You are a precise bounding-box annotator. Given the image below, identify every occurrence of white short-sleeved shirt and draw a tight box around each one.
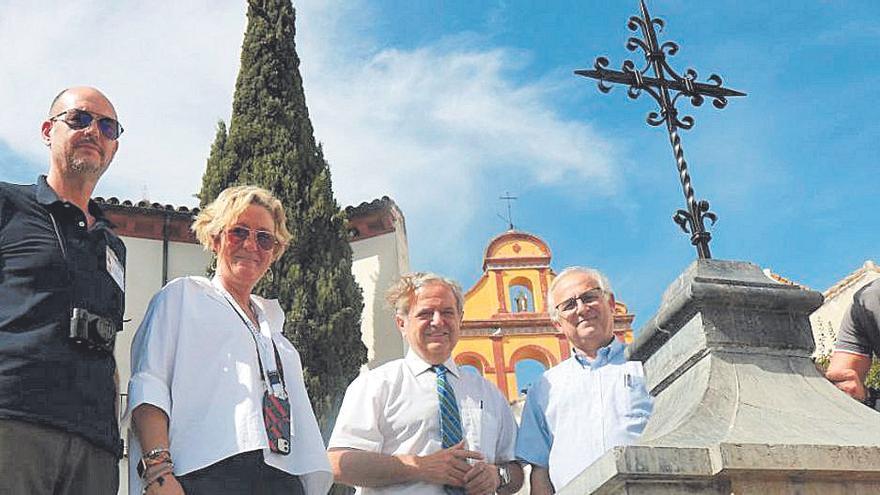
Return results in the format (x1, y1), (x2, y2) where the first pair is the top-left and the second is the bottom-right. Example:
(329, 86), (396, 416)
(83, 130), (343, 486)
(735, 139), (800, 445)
(126, 276), (332, 495)
(515, 340), (653, 490)
(328, 350), (517, 495)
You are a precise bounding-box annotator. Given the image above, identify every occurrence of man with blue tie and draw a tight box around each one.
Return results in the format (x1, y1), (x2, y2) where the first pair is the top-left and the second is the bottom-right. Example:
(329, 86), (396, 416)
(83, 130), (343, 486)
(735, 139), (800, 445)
(516, 267), (654, 494)
(328, 272), (523, 495)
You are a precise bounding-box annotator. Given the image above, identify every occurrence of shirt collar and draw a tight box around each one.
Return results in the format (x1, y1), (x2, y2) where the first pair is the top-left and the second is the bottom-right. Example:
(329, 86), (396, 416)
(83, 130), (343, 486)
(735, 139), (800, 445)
(35, 175), (61, 205)
(572, 338), (625, 369)
(404, 349), (460, 378)
(35, 175), (108, 223)
(210, 274), (264, 311)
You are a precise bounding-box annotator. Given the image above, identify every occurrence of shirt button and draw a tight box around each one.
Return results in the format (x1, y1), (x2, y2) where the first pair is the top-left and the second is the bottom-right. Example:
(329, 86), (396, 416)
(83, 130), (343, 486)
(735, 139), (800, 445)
(64, 204), (70, 208)
(78, 221), (85, 227)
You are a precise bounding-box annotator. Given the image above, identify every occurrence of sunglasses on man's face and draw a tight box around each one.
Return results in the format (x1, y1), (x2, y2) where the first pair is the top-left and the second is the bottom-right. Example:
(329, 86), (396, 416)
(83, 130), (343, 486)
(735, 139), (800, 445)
(555, 288), (606, 314)
(50, 109), (124, 141)
(225, 226), (279, 252)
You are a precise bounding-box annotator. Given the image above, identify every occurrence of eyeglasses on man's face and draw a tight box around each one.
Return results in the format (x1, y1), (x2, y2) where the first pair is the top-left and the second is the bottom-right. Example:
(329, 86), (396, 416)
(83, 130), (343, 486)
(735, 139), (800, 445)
(224, 226), (279, 252)
(50, 109), (124, 141)
(555, 288), (606, 314)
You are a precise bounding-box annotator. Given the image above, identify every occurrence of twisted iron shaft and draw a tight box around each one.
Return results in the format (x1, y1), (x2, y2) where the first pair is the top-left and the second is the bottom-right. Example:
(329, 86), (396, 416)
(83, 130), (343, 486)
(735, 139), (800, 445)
(667, 126), (711, 258)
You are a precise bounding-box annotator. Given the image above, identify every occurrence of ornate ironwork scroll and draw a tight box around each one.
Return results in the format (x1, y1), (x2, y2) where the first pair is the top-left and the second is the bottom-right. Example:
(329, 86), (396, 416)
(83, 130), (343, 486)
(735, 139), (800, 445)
(575, 0), (745, 259)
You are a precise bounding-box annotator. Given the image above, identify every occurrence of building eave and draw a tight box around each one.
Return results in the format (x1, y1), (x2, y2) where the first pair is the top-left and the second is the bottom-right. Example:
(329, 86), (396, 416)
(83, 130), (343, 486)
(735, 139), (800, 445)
(823, 260), (879, 301)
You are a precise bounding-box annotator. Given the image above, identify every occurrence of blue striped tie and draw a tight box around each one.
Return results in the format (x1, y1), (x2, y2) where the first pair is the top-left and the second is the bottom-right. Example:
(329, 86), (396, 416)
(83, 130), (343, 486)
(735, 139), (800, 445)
(434, 365), (465, 495)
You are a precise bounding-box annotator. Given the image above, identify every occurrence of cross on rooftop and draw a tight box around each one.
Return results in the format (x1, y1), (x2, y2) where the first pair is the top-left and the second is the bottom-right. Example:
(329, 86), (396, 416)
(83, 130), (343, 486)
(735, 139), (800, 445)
(500, 192), (518, 230)
(575, 0), (745, 259)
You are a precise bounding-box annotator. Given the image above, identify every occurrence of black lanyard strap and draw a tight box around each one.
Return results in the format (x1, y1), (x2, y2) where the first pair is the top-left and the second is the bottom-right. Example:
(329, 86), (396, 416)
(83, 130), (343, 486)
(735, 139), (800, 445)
(218, 288), (288, 397)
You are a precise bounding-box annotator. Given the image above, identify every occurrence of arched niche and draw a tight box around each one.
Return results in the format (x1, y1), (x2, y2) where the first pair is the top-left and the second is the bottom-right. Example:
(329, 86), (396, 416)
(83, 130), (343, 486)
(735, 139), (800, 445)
(508, 276), (535, 313)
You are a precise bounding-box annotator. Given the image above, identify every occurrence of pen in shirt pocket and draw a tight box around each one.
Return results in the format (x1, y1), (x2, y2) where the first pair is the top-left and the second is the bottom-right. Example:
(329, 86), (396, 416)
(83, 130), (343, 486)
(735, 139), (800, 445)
(624, 373), (633, 388)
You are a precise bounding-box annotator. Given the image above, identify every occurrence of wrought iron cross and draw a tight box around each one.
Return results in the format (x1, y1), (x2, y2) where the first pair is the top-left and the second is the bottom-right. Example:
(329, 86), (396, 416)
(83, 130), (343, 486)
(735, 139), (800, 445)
(575, 0), (745, 259)
(500, 192), (518, 230)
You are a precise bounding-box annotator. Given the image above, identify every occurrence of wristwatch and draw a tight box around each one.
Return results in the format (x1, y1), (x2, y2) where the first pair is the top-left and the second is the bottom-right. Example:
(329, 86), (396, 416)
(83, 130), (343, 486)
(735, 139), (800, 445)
(137, 447), (171, 479)
(497, 464), (511, 490)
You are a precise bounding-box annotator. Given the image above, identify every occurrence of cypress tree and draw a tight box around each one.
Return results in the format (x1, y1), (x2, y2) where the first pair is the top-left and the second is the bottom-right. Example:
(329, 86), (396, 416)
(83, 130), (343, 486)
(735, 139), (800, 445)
(201, 120), (231, 203)
(199, 0), (367, 438)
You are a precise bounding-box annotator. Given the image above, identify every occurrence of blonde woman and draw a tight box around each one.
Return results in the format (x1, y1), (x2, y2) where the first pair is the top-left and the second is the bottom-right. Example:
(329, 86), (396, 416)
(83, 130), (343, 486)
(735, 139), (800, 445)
(127, 186), (330, 495)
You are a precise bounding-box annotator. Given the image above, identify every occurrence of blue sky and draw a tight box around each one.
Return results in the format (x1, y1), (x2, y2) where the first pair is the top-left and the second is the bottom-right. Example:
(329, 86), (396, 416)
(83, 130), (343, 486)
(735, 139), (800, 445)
(0, 1), (876, 330)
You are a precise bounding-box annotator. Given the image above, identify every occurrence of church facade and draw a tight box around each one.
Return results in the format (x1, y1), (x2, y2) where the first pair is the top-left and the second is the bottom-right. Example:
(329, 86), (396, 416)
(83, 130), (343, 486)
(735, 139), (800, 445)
(452, 230), (635, 402)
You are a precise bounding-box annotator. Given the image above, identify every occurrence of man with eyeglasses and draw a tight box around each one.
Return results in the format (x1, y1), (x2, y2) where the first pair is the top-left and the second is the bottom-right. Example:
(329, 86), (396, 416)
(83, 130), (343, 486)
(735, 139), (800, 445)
(515, 266), (653, 494)
(0, 87), (126, 494)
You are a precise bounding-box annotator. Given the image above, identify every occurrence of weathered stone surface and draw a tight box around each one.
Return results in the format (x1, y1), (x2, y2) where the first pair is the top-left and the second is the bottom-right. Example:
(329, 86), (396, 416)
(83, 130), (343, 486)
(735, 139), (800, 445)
(560, 260), (880, 494)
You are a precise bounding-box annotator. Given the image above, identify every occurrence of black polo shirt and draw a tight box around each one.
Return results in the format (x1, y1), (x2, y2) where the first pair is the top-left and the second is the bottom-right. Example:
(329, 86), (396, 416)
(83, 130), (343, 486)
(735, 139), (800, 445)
(0, 175), (125, 457)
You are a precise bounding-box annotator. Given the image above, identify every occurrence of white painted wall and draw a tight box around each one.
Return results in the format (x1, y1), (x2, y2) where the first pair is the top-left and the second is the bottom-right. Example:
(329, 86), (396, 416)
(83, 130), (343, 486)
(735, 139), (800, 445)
(350, 229), (409, 370)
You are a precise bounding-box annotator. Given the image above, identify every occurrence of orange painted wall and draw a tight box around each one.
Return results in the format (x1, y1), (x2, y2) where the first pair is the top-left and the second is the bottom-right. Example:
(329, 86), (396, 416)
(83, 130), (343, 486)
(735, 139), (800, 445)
(453, 230), (634, 401)
(455, 332), (566, 400)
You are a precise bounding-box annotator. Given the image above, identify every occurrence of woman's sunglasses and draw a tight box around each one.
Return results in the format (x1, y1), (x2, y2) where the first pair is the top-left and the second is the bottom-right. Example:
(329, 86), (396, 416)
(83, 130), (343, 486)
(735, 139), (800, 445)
(224, 226), (279, 252)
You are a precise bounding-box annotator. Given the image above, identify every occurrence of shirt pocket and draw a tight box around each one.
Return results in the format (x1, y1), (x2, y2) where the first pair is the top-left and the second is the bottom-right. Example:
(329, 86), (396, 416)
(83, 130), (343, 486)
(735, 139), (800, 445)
(459, 401), (500, 463)
(622, 361), (653, 420)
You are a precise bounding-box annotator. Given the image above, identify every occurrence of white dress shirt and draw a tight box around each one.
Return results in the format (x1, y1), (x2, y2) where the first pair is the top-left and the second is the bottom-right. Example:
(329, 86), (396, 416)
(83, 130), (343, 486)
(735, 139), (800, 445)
(516, 340), (653, 490)
(126, 276), (332, 494)
(328, 350), (517, 495)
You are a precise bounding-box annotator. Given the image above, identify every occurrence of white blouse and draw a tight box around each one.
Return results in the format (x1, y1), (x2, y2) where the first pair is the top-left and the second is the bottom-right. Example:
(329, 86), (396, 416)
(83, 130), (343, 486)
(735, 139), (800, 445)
(126, 276), (331, 494)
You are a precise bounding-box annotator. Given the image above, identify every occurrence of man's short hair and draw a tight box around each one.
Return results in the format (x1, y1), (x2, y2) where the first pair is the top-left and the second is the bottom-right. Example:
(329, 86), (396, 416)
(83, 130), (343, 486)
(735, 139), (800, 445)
(547, 266), (613, 321)
(385, 272), (464, 317)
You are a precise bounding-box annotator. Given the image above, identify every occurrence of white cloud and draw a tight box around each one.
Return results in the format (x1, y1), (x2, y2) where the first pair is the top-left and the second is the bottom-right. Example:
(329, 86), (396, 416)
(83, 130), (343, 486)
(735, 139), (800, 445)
(0, 0), (622, 263)
(297, 4), (621, 258)
(0, 1), (246, 201)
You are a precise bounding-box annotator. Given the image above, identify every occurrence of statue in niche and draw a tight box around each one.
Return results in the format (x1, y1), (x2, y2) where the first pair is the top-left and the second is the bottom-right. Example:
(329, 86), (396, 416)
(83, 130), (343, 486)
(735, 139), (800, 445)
(515, 290), (529, 312)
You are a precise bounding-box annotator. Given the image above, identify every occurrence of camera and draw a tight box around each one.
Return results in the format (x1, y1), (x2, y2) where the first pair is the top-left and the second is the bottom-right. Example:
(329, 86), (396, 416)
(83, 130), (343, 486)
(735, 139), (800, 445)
(69, 308), (117, 353)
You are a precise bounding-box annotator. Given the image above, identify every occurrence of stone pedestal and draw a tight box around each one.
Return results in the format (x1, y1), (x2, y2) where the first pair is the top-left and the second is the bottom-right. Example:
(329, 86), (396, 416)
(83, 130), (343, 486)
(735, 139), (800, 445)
(561, 260), (880, 494)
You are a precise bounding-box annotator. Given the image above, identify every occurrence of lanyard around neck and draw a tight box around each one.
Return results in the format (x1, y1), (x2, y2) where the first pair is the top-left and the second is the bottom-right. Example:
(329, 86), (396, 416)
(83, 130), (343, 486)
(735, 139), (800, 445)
(211, 277), (287, 398)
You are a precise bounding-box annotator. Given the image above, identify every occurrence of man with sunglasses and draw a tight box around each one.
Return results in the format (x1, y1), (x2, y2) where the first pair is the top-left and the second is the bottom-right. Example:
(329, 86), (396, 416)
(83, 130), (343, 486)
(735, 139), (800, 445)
(0, 87), (126, 494)
(515, 267), (653, 494)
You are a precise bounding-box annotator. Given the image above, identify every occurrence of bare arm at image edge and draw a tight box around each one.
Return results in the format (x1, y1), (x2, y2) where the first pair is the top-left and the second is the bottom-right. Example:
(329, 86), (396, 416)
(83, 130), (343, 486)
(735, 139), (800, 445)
(828, 281), (880, 401)
(827, 351), (872, 401)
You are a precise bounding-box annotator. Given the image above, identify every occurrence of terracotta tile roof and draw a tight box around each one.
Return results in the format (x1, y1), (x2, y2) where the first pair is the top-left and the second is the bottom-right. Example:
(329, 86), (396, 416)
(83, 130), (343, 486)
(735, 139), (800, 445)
(93, 196), (199, 216)
(823, 260), (879, 300)
(343, 196), (400, 217)
(761, 268), (811, 290)
(94, 195), (401, 220)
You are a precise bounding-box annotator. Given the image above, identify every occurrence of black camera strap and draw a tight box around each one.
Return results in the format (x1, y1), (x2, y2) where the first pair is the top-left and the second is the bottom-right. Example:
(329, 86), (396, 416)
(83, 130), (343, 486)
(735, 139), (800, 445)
(211, 278), (293, 454)
(212, 278), (287, 398)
